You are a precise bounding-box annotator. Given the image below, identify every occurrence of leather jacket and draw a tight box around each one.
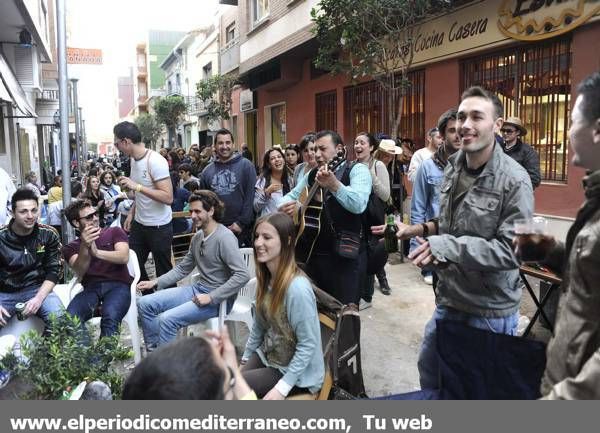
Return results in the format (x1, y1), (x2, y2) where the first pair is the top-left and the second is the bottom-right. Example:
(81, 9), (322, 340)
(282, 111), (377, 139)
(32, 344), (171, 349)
(541, 170), (600, 399)
(0, 221), (62, 293)
(501, 139), (541, 188)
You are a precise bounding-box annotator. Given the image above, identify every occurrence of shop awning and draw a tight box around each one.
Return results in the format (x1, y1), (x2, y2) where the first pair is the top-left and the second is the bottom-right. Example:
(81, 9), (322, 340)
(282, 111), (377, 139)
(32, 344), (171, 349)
(0, 54), (36, 117)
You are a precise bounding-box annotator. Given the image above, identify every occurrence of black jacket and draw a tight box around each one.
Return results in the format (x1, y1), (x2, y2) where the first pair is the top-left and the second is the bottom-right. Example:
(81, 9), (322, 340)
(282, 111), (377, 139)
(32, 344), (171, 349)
(0, 221), (62, 293)
(501, 139), (541, 188)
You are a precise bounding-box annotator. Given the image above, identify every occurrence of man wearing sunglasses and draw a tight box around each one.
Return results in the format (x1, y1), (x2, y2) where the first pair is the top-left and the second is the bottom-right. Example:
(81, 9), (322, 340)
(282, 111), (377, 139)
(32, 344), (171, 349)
(500, 116), (541, 189)
(62, 200), (132, 338)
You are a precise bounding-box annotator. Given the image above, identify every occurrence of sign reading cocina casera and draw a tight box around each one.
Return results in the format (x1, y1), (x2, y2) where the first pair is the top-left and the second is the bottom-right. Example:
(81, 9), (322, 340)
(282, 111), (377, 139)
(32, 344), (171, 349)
(498, 0), (600, 41)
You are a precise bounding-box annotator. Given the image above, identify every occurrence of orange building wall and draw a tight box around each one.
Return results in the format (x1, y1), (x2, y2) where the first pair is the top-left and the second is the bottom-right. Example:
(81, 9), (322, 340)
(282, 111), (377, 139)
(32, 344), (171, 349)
(424, 59), (461, 130)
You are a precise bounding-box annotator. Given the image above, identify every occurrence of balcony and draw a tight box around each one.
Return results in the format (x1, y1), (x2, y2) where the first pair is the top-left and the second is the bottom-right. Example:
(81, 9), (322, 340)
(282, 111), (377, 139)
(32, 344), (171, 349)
(185, 96), (206, 116)
(220, 38), (240, 75)
(39, 89), (59, 101)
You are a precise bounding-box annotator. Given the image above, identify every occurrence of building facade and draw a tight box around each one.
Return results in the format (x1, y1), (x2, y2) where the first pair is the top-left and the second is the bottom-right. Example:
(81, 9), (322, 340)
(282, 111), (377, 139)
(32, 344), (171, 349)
(0, 0), (59, 186)
(160, 26), (220, 149)
(222, 0), (600, 219)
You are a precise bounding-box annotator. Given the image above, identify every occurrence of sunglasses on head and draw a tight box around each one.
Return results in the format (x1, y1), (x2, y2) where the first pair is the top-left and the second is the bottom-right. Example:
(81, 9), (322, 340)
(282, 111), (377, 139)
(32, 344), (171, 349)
(79, 210), (98, 221)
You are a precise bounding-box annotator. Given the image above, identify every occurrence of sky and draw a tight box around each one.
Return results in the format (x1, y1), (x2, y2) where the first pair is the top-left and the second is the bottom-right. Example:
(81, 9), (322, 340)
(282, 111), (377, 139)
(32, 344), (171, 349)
(65, 0), (220, 144)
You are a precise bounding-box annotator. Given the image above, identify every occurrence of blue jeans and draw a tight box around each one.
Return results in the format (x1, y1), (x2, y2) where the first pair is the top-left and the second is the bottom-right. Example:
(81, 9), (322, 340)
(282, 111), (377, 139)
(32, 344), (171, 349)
(66, 281), (131, 337)
(417, 305), (518, 390)
(137, 283), (232, 349)
(0, 286), (64, 326)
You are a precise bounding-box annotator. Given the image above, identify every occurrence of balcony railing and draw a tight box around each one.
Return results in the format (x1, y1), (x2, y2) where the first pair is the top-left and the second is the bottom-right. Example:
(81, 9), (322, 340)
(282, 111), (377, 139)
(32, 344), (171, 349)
(185, 96), (206, 115)
(220, 38), (240, 74)
(39, 89), (59, 100)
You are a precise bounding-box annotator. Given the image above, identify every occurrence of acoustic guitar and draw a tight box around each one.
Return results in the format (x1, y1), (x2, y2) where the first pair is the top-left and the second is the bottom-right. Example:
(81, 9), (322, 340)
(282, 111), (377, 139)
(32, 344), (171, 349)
(295, 151), (346, 264)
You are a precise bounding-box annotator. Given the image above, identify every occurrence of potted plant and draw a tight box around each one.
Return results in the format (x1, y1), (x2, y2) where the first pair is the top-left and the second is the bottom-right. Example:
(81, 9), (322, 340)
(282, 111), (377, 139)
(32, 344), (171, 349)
(0, 313), (131, 399)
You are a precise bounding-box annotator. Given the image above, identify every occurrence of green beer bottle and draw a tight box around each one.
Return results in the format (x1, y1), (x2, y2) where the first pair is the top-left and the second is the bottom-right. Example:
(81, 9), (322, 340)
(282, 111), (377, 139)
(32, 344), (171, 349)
(384, 214), (398, 253)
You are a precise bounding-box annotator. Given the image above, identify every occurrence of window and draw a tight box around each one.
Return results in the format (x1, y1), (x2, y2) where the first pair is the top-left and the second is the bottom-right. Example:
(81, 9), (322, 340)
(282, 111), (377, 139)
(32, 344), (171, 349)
(138, 81), (147, 97)
(245, 111), (257, 161)
(231, 115), (238, 144)
(226, 22), (236, 44)
(343, 70), (425, 147)
(271, 104), (286, 147)
(203, 62), (213, 79)
(316, 90), (337, 132)
(461, 37), (572, 182)
(252, 0), (269, 24)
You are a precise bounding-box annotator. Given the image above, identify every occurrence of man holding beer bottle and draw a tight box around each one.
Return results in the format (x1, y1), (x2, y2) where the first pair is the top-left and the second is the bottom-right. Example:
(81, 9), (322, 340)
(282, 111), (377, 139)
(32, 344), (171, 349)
(374, 87), (534, 390)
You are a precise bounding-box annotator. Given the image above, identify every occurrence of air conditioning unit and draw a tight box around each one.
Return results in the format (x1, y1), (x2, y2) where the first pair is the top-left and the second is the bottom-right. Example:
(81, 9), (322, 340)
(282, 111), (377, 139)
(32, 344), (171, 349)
(13, 45), (42, 91)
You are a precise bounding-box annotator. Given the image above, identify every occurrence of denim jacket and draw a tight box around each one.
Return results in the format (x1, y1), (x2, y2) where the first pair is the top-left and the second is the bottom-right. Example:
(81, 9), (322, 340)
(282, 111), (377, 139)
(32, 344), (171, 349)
(427, 143), (534, 317)
(410, 158), (444, 251)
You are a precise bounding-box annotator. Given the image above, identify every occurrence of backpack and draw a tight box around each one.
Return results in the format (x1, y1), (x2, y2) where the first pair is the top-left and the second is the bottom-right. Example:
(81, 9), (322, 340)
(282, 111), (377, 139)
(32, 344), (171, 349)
(314, 284), (368, 399)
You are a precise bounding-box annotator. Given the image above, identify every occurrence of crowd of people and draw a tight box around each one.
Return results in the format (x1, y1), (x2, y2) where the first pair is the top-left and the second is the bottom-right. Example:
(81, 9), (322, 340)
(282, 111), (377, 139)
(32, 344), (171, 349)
(0, 71), (599, 400)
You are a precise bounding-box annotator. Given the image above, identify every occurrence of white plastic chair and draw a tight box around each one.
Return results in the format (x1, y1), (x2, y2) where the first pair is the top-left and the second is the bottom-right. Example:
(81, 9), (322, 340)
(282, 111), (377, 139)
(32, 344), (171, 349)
(224, 277), (257, 332)
(0, 315), (45, 360)
(53, 250), (143, 365)
(190, 249), (256, 335)
(240, 247), (255, 278)
(207, 300), (228, 332)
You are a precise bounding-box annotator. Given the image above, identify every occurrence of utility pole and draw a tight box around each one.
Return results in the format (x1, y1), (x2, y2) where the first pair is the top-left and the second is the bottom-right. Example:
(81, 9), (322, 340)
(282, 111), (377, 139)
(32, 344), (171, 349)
(71, 78), (81, 173)
(57, 0), (73, 244)
(78, 106), (86, 162)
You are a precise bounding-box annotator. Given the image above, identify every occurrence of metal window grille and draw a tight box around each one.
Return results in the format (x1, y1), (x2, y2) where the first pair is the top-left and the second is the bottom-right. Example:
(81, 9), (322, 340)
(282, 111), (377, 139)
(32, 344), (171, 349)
(343, 70), (425, 147)
(461, 37), (572, 182)
(315, 90), (337, 132)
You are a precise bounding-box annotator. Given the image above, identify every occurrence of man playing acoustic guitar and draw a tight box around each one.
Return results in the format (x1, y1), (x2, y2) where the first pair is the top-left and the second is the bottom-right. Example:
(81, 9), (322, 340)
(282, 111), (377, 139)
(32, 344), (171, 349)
(278, 130), (372, 305)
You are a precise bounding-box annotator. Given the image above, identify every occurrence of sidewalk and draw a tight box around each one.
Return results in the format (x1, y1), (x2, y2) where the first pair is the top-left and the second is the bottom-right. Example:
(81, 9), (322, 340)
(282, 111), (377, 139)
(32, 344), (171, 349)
(360, 259), (435, 397)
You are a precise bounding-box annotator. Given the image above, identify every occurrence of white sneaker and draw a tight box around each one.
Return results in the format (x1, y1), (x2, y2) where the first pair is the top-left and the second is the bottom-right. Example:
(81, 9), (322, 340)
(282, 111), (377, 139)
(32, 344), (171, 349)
(423, 275), (433, 285)
(359, 299), (372, 311)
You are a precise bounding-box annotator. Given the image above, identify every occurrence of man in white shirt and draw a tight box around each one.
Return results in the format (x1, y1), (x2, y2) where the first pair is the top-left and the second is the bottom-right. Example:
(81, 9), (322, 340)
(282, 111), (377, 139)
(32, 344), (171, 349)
(113, 121), (174, 285)
(407, 128), (443, 183)
(0, 167), (16, 226)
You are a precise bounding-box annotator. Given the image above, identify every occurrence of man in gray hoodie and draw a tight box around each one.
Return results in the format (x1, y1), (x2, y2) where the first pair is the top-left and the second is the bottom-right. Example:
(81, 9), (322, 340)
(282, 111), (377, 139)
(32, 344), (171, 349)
(136, 190), (250, 349)
(200, 128), (257, 246)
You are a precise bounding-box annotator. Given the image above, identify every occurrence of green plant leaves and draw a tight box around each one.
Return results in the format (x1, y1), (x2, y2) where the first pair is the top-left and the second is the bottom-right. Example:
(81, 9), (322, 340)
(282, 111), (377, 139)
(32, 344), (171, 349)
(4, 313), (130, 400)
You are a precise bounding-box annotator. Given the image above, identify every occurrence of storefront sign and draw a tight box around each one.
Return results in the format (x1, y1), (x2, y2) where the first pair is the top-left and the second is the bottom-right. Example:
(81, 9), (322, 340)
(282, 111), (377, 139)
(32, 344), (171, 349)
(240, 89), (255, 112)
(398, 0), (599, 67)
(67, 48), (103, 65)
(498, 0), (600, 41)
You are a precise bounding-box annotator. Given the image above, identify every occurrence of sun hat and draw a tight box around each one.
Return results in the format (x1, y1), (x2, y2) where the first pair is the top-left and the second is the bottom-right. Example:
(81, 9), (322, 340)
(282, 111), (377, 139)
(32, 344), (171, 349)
(503, 117), (528, 136)
(378, 139), (403, 155)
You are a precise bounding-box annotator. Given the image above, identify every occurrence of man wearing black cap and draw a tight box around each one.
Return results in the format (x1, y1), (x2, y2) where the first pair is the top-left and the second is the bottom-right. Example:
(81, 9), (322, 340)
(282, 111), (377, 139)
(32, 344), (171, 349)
(500, 116), (541, 188)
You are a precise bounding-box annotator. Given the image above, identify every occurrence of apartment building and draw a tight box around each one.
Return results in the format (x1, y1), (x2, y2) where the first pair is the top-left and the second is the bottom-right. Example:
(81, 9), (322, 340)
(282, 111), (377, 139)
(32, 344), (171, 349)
(221, 0), (600, 219)
(161, 26), (220, 149)
(0, 0), (61, 185)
